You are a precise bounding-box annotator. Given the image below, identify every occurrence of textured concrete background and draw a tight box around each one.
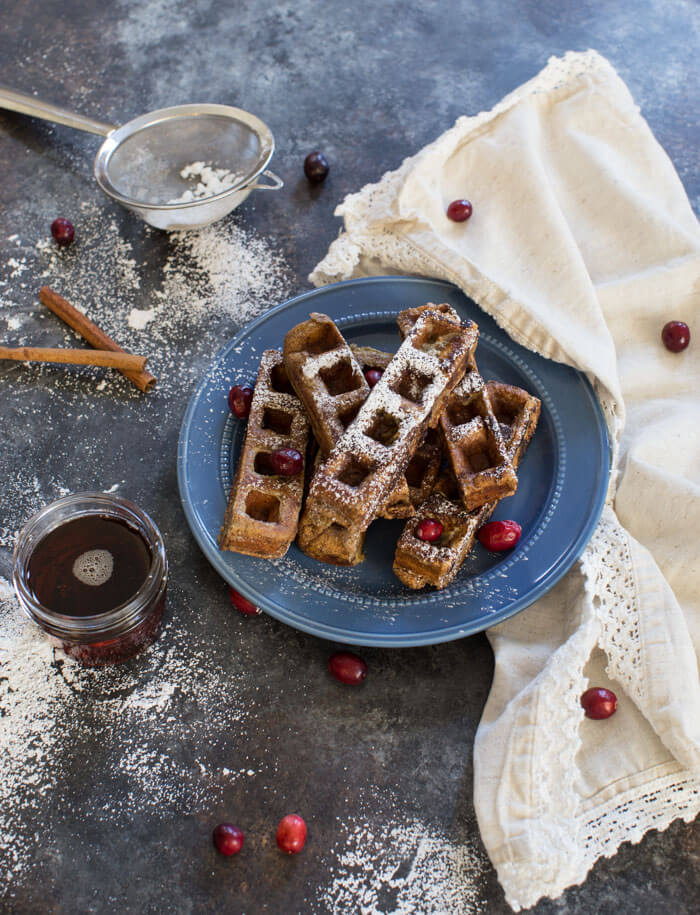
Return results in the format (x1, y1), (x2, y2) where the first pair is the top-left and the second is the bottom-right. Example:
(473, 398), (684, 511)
(0, 1), (698, 912)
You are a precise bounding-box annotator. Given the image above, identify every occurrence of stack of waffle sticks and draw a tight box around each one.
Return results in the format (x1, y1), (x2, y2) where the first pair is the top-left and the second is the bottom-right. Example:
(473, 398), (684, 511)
(219, 304), (540, 590)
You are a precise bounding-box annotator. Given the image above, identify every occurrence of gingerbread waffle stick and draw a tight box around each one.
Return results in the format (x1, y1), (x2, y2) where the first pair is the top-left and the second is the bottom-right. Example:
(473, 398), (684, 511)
(398, 303), (516, 510)
(393, 381), (541, 589)
(38, 286), (157, 392)
(297, 343), (425, 567)
(283, 314), (413, 521)
(304, 309), (478, 537)
(219, 350), (310, 559)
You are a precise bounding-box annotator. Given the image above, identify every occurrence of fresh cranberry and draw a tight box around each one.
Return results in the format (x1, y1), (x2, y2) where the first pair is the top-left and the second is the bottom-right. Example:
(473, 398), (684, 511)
(363, 368), (383, 388)
(478, 520), (521, 551)
(416, 518), (443, 542)
(661, 321), (690, 353)
(581, 687), (618, 720)
(229, 587), (261, 616)
(328, 651), (367, 685)
(51, 218), (75, 246)
(276, 814), (307, 854)
(446, 199), (472, 223)
(213, 823), (244, 856)
(228, 384), (253, 418)
(304, 151), (329, 184)
(269, 448), (304, 476)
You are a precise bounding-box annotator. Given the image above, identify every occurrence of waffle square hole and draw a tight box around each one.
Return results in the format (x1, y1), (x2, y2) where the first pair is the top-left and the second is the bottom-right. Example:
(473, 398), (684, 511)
(461, 431), (502, 474)
(390, 368), (434, 405)
(414, 328), (461, 360)
(262, 407), (293, 435)
(304, 321), (342, 356)
(447, 394), (484, 427)
(270, 363), (296, 395)
(492, 399), (520, 428)
(438, 518), (466, 548)
(254, 452), (275, 475)
(405, 452), (431, 487)
(245, 491), (280, 524)
(365, 410), (401, 447)
(338, 403), (361, 429)
(336, 456), (374, 488)
(319, 359), (363, 397)
(437, 472), (460, 503)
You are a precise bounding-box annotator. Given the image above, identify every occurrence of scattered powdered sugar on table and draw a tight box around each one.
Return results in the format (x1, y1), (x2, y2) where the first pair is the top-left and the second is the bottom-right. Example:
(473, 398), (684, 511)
(1, 199), (293, 401)
(0, 472), (70, 549)
(154, 220), (291, 327)
(0, 577), (255, 897)
(127, 306), (156, 330)
(315, 792), (486, 914)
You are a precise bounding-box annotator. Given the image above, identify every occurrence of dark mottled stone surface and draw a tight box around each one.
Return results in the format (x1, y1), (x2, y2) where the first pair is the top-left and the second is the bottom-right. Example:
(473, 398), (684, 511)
(0, 1), (698, 912)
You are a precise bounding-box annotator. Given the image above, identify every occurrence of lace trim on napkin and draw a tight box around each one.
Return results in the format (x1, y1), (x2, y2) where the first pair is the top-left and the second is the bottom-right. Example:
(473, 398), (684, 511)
(580, 507), (645, 703)
(500, 766), (700, 911)
(494, 506), (700, 910)
(495, 507), (700, 910)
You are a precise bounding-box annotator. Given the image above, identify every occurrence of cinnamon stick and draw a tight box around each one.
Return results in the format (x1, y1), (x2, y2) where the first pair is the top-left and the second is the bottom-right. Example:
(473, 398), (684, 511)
(38, 286), (157, 393)
(0, 346), (147, 371)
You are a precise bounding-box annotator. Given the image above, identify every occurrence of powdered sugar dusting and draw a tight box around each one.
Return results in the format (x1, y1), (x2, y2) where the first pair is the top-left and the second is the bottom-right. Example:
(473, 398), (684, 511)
(0, 473), (70, 549)
(0, 576), (255, 894)
(155, 222), (291, 327)
(127, 306), (156, 329)
(315, 794), (486, 913)
(168, 161), (246, 203)
(1, 200), (292, 402)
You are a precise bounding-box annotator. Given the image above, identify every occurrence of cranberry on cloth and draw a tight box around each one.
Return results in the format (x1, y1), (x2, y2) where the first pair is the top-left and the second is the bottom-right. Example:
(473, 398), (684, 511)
(311, 50), (700, 911)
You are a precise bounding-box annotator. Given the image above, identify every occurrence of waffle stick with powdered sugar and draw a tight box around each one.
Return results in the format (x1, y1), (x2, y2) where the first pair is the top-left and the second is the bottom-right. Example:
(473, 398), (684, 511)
(301, 309), (478, 545)
(218, 350), (310, 559)
(283, 313), (413, 520)
(350, 345), (443, 513)
(296, 345), (446, 566)
(296, 454), (367, 565)
(398, 304), (518, 511)
(393, 380), (541, 589)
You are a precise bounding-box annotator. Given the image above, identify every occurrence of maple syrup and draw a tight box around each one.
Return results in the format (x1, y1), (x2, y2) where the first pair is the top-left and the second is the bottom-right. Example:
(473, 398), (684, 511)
(13, 493), (167, 665)
(28, 515), (152, 617)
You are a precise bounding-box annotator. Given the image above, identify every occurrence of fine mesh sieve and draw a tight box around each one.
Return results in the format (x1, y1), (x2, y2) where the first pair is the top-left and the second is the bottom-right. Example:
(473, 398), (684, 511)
(0, 88), (284, 231)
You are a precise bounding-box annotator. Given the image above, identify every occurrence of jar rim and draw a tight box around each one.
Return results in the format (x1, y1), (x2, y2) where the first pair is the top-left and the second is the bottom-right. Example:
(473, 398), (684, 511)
(12, 492), (168, 641)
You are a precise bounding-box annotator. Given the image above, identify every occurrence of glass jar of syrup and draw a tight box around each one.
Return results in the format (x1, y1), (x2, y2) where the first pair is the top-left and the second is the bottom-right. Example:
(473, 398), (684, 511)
(12, 492), (167, 666)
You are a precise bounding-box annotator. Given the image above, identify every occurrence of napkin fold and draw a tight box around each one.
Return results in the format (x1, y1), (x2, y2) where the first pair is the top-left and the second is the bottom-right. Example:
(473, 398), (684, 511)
(311, 50), (700, 909)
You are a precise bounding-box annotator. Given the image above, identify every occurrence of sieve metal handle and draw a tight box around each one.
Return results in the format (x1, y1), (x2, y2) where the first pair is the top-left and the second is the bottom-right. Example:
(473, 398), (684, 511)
(251, 169), (284, 191)
(0, 85), (116, 137)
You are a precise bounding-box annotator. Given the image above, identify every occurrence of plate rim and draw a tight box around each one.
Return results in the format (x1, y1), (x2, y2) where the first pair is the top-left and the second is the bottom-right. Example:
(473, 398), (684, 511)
(177, 275), (610, 646)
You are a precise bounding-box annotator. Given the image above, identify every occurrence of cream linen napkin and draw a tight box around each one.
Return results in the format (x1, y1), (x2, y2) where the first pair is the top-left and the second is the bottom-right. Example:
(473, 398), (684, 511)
(310, 50), (700, 909)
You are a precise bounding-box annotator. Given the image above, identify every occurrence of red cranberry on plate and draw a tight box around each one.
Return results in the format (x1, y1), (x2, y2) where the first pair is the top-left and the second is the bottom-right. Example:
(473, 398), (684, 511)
(363, 368), (383, 388)
(304, 151), (329, 184)
(269, 448), (304, 476)
(229, 587), (261, 616)
(477, 520), (521, 551)
(276, 814), (307, 854)
(328, 651), (368, 685)
(51, 217), (75, 246)
(213, 822), (244, 856)
(581, 687), (618, 719)
(228, 384), (253, 418)
(661, 321), (690, 353)
(446, 199), (472, 223)
(416, 518), (443, 542)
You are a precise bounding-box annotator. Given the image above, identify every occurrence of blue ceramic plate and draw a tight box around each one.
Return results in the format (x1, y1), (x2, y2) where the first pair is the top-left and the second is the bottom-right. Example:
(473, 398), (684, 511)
(178, 277), (609, 646)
